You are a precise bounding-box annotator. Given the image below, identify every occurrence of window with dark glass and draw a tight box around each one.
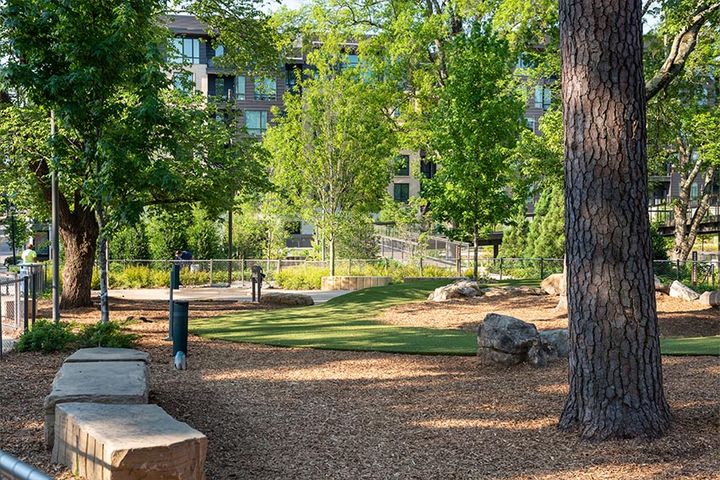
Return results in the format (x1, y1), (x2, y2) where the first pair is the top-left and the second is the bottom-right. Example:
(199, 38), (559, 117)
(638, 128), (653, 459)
(395, 155), (410, 176)
(245, 110), (268, 135)
(393, 183), (410, 203)
(172, 37), (200, 64)
(286, 68), (299, 91)
(420, 160), (436, 179)
(254, 77), (277, 100)
(214, 76), (230, 98)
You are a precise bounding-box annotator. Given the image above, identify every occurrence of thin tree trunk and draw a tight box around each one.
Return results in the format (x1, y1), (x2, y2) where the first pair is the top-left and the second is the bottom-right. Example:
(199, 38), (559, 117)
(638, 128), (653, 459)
(473, 225), (479, 280)
(559, 0), (671, 440)
(96, 205), (109, 323)
(329, 235), (336, 277)
(674, 166), (716, 261)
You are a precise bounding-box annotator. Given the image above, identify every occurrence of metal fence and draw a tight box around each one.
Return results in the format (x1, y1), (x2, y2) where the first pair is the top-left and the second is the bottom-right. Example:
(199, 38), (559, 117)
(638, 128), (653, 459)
(0, 264), (47, 358)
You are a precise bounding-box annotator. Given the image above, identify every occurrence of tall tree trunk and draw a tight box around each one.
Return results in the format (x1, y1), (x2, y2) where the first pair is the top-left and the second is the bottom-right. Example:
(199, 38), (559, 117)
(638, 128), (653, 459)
(674, 166), (717, 261)
(59, 212), (99, 308)
(558, 0), (671, 440)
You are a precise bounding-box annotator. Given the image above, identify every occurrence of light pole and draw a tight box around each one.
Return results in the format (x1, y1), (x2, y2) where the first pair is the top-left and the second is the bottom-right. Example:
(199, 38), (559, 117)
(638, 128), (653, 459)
(50, 111), (60, 323)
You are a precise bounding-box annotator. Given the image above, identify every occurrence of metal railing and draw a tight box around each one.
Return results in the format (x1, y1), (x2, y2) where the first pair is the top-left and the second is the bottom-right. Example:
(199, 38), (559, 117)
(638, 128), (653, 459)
(0, 450), (52, 480)
(1, 264), (47, 358)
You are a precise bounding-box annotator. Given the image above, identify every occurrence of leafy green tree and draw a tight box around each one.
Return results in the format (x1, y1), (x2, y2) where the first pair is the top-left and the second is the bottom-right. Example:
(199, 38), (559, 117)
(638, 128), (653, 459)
(263, 38), (397, 275)
(231, 201), (268, 259)
(498, 213), (529, 258)
(422, 24), (523, 279)
(0, 0), (266, 313)
(524, 184), (565, 259)
(145, 209), (191, 261)
(110, 225), (150, 260)
(187, 206), (223, 260)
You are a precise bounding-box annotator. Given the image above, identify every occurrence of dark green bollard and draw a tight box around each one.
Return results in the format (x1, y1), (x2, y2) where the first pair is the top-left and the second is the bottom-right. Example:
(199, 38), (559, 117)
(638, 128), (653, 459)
(172, 301), (189, 356)
(171, 264), (181, 290)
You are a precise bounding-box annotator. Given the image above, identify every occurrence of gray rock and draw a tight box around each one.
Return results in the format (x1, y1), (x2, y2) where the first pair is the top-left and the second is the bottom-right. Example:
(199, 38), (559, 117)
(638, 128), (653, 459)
(539, 329), (570, 358)
(669, 280), (700, 301)
(428, 280), (480, 302)
(654, 275), (667, 292)
(477, 313), (539, 355)
(527, 341), (552, 368)
(44, 361), (149, 448)
(260, 292), (314, 306)
(64, 347), (150, 364)
(52, 403), (207, 480)
(699, 290), (720, 307)
(540, 273), (565, 296)
(477, 347), (524, 366)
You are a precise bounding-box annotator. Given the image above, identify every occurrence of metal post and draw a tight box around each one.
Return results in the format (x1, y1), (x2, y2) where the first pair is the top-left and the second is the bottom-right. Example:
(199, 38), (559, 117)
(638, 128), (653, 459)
(241, 257), (245, 286)
(50, 111), (60, 323)
(540, 258), (545, 280)
(691, 251), (698, 286)
(209, 259), (213, 287)
(500, 257), (504, 281)
(31, 270), (37, 326)
(22, 276), (29, 332)
(676, 259), (680, 281)
(227, 209), (233, 287)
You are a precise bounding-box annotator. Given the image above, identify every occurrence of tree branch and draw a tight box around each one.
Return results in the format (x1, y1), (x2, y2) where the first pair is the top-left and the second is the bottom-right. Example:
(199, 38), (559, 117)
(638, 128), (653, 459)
(645, 2), (720, 101)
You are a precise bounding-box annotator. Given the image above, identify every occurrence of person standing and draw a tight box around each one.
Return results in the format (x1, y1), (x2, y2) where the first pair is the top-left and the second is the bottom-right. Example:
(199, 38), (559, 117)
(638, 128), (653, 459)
(21, 243), (37, 264)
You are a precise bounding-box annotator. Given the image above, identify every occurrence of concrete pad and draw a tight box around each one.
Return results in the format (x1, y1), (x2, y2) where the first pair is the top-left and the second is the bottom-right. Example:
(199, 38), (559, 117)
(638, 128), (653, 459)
(64, 347), (150, 364)
(52, 403), (207, 480)
(44, 361), (149, 448)
(105, 287), (348, 304)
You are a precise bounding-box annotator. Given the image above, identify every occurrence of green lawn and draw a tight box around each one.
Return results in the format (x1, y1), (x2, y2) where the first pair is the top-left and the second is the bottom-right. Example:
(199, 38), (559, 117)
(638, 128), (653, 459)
(191, 280), (719, 356)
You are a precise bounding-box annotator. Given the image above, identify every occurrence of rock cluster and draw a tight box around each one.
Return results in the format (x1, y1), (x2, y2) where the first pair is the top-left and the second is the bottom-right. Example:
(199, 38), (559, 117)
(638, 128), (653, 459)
(427, 281), (544, 302)
(477, 313), (568, 368)
(669, 280), (701, 301)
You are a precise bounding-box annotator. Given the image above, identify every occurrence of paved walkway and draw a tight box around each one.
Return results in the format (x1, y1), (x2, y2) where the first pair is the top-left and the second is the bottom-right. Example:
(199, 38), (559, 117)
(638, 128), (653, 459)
(105, 287), (349, 304)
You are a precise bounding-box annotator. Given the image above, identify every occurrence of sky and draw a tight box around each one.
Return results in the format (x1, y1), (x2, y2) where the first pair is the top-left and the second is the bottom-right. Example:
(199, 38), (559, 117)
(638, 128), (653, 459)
(264, 0), (307, 12)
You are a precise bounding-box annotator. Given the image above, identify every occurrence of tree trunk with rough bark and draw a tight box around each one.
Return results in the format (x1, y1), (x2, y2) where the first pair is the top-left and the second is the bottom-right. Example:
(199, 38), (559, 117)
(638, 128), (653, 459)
(558, 0), (671, 439)
(673, 165), (717, 261)
(59, 210), (98, 308)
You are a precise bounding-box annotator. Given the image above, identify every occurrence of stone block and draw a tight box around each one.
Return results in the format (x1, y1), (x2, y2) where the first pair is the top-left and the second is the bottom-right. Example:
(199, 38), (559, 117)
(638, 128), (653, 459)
(52, 403), (207, 480)
(260, 292), (314, 306)
(699, 290), (720, 307)
(321, 276), (391, 291)
(64, 347), (150, 364)
(669, 280), (700, 301)
(44, 361), (149, 448)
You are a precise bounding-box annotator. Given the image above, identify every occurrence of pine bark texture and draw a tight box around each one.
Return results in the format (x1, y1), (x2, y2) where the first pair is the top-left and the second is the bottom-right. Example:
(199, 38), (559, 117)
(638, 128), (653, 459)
(558, 0), (671, 439)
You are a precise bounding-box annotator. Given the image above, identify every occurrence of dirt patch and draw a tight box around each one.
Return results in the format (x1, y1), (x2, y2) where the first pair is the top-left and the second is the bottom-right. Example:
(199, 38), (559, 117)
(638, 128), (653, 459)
(379, 292), (720, 338)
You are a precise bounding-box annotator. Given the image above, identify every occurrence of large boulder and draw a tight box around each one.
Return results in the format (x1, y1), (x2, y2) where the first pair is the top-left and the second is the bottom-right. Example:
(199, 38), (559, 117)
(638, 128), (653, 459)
(540, 273), (565, 296)
(654, 276), (668, 293)
(428, 280), (480, 302)
(699, 290), (720, 307)
(477, 313), (539, 365)
(669, 280), (700, 301)
(539, 329), (570, 358)
(259, 292), (314, 306)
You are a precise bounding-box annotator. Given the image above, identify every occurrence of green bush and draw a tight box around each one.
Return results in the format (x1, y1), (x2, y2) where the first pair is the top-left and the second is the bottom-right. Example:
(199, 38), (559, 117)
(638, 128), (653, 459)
(276, 265), (329, 289)
(15, 321), (75, 353)
(77, 321), (138, 349)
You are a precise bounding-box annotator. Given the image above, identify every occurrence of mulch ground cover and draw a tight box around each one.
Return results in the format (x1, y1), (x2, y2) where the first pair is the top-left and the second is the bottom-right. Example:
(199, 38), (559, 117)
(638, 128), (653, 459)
(1, 296), (718, 479)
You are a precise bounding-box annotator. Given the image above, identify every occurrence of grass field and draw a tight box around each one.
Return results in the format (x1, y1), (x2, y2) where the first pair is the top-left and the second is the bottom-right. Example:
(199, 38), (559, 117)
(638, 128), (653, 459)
(191, 280), (719, 356)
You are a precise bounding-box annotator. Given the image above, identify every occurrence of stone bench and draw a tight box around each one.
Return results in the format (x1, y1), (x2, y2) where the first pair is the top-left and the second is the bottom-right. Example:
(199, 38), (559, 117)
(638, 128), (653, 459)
(52, 403), (207, 480)
(321, 276), (391, 291)
(44, 361), (149, 448)
(64, 347), (150, 364)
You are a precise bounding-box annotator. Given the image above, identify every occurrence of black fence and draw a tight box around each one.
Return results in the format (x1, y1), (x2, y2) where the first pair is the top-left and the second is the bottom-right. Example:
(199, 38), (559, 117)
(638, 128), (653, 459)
(0, 264), (47, 358)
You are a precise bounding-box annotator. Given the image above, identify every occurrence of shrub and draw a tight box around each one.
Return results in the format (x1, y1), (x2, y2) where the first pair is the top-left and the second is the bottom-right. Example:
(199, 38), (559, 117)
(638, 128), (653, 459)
(275, 265), (329, 289)
(77, 321), (138, 349)
(15, 321), (75, 353)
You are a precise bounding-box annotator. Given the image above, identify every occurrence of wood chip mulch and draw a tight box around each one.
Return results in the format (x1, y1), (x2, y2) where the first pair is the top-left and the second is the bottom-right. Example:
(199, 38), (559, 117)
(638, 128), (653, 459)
(379, 292), (720, 338)
(1, 297), (719, 479)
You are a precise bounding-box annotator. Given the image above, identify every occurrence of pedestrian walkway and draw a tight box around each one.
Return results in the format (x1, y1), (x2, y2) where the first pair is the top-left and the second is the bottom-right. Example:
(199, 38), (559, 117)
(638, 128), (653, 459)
(105, 287), (349, 304)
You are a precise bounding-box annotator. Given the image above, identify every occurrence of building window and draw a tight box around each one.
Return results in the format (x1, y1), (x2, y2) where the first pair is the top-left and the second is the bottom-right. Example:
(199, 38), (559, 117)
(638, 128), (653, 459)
(342, 53), (359, 70)
(214, 45), (224, 57)
(254, 77), (277, 100)
(525, 117), (537, 133)
(245, 110), (268, 136)
(420, 160), (436, 179)
(172, 37), (200, 64)
(691, 183), (699, 200)
(286, 68), (299, 91)
(173, 72), (193, 92)
(534, 85), (551, 110)
(235, 76), (246, 100)
(214, 76), (229, 98)
(393, 183), (410, 203)
(395, 155), (410, 176)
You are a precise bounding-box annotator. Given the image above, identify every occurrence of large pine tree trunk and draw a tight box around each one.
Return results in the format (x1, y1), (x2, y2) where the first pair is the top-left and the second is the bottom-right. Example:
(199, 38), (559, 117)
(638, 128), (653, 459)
(558, 0), (671, 439)
(59, 210), (99, 308)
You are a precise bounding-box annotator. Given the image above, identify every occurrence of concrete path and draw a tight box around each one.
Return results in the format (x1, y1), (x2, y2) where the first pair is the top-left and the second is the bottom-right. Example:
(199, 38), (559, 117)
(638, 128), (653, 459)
(105, 287), (349, 304)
